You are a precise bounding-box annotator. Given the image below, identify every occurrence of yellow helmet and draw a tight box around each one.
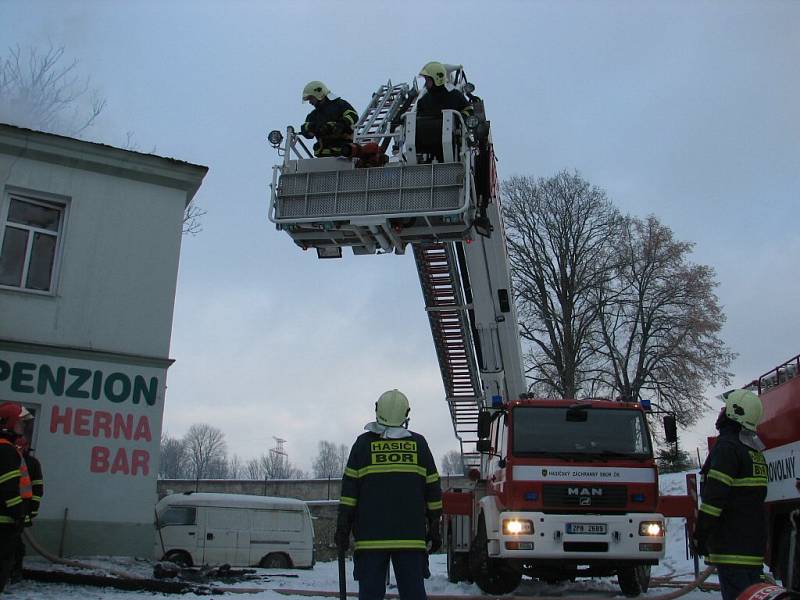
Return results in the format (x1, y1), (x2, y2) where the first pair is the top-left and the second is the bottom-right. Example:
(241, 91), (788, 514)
(419, 61), (447, 87)
(376, 389), (410, 427)
(723, 389), (763, 431)
(302, 81), (330, 102)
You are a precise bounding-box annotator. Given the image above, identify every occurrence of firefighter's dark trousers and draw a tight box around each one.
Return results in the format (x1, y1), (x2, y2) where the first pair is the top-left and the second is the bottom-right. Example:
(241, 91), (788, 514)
(354, 550), (428, 600)
(717, 565), (763, 600)
(0, 525), (22, 592)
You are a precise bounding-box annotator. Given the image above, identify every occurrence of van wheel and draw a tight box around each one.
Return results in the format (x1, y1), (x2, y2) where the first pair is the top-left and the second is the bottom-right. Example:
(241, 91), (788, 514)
(162, 550), (192, 568)
(260, 553), (291, 569)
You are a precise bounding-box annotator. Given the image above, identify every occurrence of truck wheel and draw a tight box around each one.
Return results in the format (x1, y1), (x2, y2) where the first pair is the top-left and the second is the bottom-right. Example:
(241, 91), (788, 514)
(617, 565), (651, 597)
(162, 550), (192, 568)
(260, 553), (291, 568)
(447, 529), (471, 583)
(470, 515), (522, 594)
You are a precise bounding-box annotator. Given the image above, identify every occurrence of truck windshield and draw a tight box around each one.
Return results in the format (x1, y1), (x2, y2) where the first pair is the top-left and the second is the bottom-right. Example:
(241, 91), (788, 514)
(512, 406), (652, 458)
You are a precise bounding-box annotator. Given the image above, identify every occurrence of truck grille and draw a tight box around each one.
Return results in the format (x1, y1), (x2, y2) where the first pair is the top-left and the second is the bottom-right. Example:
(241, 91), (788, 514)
(542, 484), (628, 509)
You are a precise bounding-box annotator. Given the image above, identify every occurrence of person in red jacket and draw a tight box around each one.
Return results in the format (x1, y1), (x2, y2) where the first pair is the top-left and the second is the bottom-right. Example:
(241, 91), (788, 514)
(0, 403), (32, 593)
(10, 435), (43, 583)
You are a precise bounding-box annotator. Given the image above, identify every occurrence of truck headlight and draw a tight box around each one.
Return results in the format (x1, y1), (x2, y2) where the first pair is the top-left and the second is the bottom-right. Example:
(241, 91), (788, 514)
(502, 519), (533, 535)
(639, 521), (664, 536)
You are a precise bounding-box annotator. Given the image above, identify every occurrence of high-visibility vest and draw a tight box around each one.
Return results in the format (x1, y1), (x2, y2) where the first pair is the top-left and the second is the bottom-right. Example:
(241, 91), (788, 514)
(0, 438), (32, 505)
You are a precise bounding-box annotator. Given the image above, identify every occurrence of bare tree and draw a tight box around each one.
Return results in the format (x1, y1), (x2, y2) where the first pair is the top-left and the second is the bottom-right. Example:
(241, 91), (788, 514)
(0, 44), (104, 137)
(594, 215), (734, 428)
(312, 441), (349, 479)
(503, 172), (621, 399)
(158, 433), (188, 479)
(182, 203), (207, 236)
(243, 451), (306, 480)
(441, 450), (465, 476)
(184, 423), (227, 481)
(2, 44), (204, 235)
(226, 454), (243, 479)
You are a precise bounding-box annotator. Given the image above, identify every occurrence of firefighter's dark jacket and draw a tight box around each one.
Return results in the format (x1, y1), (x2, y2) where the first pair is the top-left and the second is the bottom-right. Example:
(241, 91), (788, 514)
(698, 420), (768, 566)
(0, 437), (24, 526)
(339, 430), (442, 551)
(416, 85), (473, 119)
(300, 97), (358, 156)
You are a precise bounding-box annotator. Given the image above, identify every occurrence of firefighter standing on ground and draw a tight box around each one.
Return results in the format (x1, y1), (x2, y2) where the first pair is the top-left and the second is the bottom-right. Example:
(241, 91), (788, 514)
(0, 402), (32, 593)
(335, 390), (442, 600)
(10, 435), (43, 584)
(300, 81), (359, 158)
(692, 389), (768, 600)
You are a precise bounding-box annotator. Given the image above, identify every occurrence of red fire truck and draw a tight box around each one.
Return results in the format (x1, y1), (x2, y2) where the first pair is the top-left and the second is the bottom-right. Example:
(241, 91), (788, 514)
(444, 398), (668, 595)
(750, 353), (800, 588)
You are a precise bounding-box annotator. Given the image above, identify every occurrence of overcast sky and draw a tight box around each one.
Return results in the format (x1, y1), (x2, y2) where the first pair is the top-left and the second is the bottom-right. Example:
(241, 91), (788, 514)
(2, 0), (798, 474)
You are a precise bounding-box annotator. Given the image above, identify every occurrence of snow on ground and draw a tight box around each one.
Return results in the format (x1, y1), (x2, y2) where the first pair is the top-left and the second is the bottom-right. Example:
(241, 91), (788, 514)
(4, 471), (726, 599)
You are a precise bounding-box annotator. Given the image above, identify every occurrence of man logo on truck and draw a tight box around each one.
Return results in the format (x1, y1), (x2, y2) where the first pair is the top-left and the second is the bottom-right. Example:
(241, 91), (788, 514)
(568, 487), (603, 496)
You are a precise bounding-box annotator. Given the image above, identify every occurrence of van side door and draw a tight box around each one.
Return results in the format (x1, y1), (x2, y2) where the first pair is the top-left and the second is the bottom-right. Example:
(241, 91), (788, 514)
(203, 507), (248, 565)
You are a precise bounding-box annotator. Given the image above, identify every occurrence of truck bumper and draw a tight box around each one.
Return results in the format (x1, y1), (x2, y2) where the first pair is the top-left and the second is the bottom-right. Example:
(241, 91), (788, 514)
(489, 511), (666, 562)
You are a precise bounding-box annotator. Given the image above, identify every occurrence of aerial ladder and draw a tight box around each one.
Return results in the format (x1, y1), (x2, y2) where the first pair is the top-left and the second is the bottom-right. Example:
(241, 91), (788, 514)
(267, 66), (527, 469)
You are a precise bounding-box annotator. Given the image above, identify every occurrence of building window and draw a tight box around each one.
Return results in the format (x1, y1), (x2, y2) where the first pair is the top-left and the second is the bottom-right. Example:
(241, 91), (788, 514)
(0, 194), (65, 293)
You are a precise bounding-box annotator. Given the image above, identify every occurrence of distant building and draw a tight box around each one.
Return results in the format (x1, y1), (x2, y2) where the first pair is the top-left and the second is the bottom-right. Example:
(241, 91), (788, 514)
(0, 123), (207, 556)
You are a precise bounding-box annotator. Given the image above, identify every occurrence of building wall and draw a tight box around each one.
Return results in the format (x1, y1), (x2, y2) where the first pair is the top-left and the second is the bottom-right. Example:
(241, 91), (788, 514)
(0, 125), (206, 557)
(0, 156), (186, 358)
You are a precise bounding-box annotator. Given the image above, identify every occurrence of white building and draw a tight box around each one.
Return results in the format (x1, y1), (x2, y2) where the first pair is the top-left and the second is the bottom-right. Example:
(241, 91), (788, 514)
(0, 123), (207, 556)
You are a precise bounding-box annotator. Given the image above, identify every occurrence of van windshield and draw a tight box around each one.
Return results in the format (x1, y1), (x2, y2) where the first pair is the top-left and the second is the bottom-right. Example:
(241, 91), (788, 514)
(512, 406), (652, 458)
(157, 505), (196, 527)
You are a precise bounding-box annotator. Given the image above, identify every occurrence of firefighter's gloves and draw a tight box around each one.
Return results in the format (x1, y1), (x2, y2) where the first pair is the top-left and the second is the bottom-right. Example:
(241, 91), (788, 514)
(334, 527), (350, 552)
(335, 511), (353, 552)
(300, 125), (315, 139)
(691, 516), (711, 557)
(427, 517), (442, 555)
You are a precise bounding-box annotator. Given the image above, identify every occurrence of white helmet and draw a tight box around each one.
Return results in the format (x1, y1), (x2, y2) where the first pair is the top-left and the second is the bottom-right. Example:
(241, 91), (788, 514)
(722, 389), (763, 431)
(376, 389), (410, 427)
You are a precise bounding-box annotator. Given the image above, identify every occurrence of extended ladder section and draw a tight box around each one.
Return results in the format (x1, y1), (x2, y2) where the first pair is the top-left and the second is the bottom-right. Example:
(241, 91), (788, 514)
(269, 71), (527, 472)
(414, 243), (483, 470)
(353, 81), (412, 148)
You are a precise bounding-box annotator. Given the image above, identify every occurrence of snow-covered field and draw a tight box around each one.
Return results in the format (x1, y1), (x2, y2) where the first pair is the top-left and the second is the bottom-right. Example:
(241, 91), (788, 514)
(4, 472), (725, 599)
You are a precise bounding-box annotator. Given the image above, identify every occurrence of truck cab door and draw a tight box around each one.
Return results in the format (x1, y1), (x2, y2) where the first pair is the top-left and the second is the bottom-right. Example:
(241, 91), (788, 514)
(156, 505), (199, 562)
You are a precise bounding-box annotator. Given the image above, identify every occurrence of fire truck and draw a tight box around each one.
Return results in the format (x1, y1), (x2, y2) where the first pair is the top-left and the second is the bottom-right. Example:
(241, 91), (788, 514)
(267, 66), (666, 595)
(747, 353), (800, 590)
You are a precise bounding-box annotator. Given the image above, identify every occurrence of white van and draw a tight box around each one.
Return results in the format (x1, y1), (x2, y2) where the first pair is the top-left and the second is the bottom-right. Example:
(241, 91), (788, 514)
(154, 492), (315, 569)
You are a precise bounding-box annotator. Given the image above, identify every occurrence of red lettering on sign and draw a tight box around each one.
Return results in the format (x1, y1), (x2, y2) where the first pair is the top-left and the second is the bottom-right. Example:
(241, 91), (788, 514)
(133, 417), (151, 442)
(114, 413), (133, 439)
(93, 411), (112, 438)
(111, 448), (129, 474)
(90, 446), (110, 473)
(74, 408), (91, 436)
(131, 450), (150, 475)
(50, 405), (72, 434)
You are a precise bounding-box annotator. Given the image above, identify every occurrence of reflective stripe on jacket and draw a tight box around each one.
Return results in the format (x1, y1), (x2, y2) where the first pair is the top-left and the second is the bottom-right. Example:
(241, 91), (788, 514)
(698, 425), (767, 566)
(339, 430), (442, 551)
(0, 438), (25, 525)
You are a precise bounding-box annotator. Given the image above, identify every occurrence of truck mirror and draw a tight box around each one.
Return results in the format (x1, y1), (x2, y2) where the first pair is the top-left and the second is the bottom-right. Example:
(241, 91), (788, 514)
(476, 439), (491, 453)
(664, 415), (678, 443)
(477, 412), (492, 439)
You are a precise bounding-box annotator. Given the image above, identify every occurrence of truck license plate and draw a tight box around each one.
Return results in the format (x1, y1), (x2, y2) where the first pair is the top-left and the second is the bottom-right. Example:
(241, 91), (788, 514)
(566, 523), (607, 535)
